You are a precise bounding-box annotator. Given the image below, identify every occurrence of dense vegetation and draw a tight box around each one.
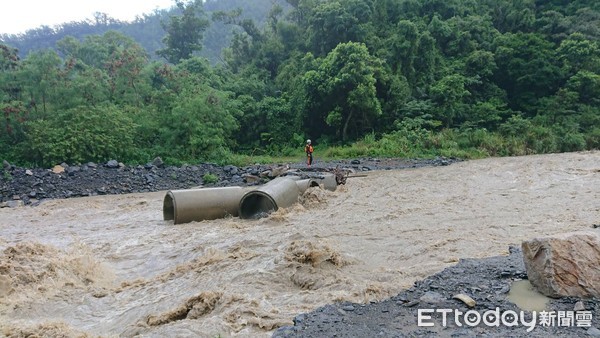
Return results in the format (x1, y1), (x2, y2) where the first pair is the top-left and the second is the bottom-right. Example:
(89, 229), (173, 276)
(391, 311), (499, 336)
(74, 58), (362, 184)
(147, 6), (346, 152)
(1, 0), (599, 167)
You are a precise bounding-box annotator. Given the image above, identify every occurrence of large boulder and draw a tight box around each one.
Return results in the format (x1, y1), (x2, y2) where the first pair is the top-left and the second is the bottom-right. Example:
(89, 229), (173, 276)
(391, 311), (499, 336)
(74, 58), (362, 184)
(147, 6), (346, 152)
(522, 231), (600, 298)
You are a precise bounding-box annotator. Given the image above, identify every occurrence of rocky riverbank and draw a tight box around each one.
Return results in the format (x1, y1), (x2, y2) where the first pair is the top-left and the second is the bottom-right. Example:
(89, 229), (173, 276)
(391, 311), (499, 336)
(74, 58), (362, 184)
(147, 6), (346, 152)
(0, 156), (457, 206)
(273, 247), (600, 337)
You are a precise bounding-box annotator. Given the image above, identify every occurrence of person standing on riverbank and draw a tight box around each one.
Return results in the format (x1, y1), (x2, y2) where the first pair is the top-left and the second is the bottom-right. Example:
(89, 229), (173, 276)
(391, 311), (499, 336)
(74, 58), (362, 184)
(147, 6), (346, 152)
(305, 139), (314, 167)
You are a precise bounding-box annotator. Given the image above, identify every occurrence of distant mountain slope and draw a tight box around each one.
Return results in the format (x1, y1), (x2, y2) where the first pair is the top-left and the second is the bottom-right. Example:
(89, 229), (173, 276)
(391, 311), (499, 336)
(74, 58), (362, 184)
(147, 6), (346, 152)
(0, 0), (290, 63)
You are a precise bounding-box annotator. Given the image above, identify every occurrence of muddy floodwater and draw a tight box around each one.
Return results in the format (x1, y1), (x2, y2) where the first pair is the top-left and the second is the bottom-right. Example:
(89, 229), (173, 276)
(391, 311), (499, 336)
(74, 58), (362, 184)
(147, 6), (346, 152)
(1, 152), (598, 337)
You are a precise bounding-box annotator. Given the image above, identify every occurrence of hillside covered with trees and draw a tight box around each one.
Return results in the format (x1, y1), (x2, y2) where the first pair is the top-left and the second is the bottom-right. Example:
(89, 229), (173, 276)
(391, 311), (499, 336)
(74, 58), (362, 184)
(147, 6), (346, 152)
(1, 0), (599, 167)
(0, 0), (289, 64)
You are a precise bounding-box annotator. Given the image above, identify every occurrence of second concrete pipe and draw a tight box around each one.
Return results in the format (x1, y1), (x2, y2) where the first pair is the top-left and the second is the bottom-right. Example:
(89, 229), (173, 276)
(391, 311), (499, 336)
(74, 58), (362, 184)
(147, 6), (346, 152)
(238, 177), (320, 219)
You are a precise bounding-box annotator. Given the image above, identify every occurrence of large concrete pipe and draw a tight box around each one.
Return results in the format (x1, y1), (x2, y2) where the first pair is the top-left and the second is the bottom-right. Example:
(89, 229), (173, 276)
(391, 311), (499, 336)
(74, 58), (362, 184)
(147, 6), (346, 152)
(239, 177), (304, 219)
(295, 179), (319, 194)
(163, 187), (247, 224)
(311, 173), (338, 191)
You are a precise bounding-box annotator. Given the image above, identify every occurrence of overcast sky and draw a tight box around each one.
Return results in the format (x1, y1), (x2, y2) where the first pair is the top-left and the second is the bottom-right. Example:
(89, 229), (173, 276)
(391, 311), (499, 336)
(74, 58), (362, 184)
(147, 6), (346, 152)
(0, 0), (175, 35)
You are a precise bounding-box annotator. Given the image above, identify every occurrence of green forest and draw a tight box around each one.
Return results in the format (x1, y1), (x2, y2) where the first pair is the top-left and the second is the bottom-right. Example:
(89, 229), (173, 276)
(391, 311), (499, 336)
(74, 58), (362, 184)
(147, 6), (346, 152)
(1, 0), (599, 167)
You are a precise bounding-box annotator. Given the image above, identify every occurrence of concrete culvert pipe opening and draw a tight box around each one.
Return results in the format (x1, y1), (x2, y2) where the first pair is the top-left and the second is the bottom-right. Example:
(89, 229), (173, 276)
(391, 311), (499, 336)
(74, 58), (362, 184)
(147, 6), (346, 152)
(238, 191), (278, 219)
(163, 192), (175, 221)
(239, 177), (301, 219)
(163, 187), (247, 224)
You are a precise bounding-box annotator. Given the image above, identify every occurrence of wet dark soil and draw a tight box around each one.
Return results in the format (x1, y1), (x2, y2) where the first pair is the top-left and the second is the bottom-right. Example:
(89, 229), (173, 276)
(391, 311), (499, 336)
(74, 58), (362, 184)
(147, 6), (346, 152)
(273, 247), (600, 337)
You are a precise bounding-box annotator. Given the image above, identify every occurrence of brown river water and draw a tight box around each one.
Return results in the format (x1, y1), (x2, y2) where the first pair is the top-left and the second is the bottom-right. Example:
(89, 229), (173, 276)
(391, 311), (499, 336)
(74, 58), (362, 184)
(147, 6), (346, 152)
(1, 152), (598, 337)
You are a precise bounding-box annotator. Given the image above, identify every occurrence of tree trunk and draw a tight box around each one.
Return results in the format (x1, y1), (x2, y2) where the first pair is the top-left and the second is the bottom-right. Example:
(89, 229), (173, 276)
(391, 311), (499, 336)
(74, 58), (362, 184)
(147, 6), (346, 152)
(342, 109), (353, 142)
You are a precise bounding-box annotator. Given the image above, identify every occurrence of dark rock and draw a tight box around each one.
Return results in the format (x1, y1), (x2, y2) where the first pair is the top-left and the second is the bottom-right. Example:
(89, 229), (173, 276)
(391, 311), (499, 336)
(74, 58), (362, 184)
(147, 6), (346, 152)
(106, 160), (119, 168)
(419, 291), (446, 304)
(395, 294), (408, 302)
(589, 327), (600, 337)
(152, 157), (164, 168)
(351, 159), (361, 164)
(2, 159), (10, 169)
(6, 200), (22, 208)
(272, 327), (296, 337)
(294, 314), (306, 325)
(224, 165), (238, 175)
(66, 166), (80, 176)
(342, 305), (355, 311)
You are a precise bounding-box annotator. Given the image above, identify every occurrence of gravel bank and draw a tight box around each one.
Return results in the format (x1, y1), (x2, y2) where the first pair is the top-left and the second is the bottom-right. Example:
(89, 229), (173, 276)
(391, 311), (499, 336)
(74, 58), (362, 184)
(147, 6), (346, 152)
(0, 156), (457, 205)
(273, 247), (600, 337)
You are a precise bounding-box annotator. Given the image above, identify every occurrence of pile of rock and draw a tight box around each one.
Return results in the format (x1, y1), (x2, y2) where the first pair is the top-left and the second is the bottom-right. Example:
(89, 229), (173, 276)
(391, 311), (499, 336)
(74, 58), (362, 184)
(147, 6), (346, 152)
(0, 158), (285, 206)
(1, 156), (460, 207)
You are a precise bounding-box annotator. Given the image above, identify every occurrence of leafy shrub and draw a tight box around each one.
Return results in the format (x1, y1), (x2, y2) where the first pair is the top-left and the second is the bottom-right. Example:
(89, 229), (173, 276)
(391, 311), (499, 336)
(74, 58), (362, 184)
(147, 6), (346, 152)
(202, 173), (219, 184)
(585, 127), (600, 149)
(2, 170), (12, 181)
(26, 105), (136, 166)
(557, 131), (586, 152)
(499, 115), (532, 137)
